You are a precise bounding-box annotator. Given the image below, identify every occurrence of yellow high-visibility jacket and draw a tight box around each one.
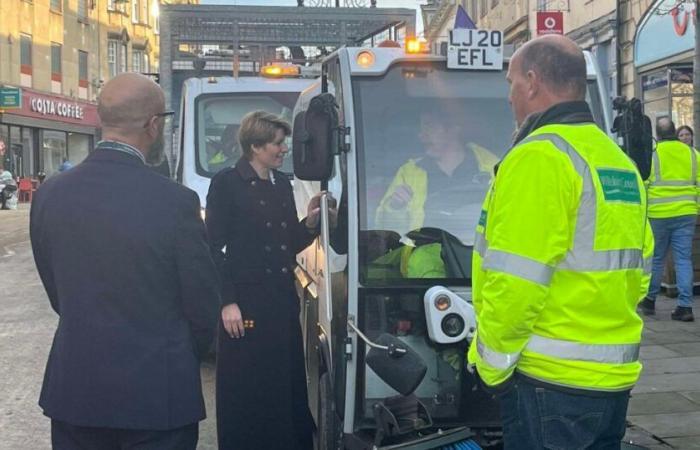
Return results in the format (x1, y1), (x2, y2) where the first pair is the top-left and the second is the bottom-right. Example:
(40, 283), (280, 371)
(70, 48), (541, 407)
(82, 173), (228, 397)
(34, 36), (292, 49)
(646, 140), (700, 219)
(467, 123), (653, 392)
(375, 144), (499, 232)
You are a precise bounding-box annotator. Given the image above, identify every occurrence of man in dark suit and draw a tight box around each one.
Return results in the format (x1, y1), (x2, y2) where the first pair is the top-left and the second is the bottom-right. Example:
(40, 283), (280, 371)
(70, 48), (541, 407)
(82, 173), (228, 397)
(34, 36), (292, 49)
(30, 73), (221, 450)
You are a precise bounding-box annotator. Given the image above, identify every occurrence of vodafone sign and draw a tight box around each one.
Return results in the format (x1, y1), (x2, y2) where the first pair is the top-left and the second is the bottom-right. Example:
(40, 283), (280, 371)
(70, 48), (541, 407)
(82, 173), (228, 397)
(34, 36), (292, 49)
(537, 11), (564, 36)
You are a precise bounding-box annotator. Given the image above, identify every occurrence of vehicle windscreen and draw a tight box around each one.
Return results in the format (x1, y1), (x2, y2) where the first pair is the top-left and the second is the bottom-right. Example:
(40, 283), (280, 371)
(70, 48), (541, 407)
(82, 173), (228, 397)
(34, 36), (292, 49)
(195, 92), (299, 177)
(354, 62), (513, 285)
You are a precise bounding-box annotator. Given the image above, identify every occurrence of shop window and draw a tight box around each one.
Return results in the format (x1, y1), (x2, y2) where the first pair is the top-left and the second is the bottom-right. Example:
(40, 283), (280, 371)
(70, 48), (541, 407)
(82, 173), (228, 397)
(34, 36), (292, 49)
(21, 128), (35, 178)
(108, 40), (118, 77)
(42, 131), (67, 178)
(68, 133), (91, 166)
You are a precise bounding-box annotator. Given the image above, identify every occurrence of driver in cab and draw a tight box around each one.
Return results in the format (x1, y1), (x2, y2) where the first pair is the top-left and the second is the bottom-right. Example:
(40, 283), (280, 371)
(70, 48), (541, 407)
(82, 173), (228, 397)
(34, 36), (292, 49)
(375, 110), (498, 234)
(371, 110), (498, 279)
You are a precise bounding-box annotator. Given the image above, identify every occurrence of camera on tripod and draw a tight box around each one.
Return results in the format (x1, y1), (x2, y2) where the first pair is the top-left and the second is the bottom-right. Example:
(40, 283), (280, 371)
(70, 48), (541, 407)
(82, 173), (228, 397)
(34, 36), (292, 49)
(611, 96), (653, 180)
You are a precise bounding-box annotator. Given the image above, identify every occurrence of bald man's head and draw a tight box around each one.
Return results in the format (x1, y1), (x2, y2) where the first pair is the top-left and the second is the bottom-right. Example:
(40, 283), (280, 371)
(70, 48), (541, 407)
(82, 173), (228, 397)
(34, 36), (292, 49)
(514, 35), (587, 100)
(98, 73), (165, 129)
(656, 117), (676, 140)
(507, 35), (587, 125)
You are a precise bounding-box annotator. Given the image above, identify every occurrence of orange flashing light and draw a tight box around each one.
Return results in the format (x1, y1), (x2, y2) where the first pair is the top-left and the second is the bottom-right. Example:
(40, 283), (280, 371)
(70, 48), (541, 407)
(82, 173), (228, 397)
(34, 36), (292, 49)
(406, 37), (429, 54)
(356, 51), (375, 68)
(261, 64), (300, 78)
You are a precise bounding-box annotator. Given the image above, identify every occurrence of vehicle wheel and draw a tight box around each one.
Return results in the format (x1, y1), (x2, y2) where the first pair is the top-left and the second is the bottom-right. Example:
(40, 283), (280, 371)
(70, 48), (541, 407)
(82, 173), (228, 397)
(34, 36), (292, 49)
(317, 372), (340, 450)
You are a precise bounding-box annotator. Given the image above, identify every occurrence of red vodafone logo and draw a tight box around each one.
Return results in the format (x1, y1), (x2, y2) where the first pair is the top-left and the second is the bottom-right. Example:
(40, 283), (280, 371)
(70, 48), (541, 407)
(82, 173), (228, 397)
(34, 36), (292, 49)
(537, 11), (564, 36)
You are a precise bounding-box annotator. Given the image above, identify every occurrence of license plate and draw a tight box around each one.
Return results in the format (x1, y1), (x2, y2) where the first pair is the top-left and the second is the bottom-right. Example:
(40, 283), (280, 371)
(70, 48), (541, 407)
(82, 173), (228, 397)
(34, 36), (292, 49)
(447, 29), (504, 71)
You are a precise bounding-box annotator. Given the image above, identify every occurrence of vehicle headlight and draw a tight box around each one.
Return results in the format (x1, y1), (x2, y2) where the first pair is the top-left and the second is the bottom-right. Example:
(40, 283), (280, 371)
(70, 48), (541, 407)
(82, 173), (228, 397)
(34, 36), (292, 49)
(441, 313), (465, 338)
(434, 295), (451, 311)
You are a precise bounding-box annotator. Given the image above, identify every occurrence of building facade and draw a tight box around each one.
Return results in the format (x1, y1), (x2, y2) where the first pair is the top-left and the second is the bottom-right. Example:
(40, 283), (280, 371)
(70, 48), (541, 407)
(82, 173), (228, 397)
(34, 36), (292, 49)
(0, 0), (195, 179)
(421, 0), (698, 131)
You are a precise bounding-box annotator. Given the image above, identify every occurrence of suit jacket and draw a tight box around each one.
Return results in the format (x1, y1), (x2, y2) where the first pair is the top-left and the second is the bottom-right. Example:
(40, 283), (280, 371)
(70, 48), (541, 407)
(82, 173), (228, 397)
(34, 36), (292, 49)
(30, 144), (221, 430)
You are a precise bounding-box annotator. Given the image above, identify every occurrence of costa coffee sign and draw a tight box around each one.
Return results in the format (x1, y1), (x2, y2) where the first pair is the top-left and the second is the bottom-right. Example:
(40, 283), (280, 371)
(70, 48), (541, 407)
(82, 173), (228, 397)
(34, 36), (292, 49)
(30, 97), (85, 120)
(3, 88), (100, 127)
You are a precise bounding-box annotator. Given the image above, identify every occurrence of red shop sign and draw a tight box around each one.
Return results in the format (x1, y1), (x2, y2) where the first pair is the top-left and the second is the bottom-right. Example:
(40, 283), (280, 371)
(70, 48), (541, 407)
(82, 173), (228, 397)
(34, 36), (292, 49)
(5, 88), (100, 128)
(537, 11), (564, 36)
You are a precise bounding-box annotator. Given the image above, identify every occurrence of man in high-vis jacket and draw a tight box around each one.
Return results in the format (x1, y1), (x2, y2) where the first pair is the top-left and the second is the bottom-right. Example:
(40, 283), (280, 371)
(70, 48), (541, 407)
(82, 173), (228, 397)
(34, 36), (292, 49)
(639, 118), (699, 322)
(467, 35), (653, 449)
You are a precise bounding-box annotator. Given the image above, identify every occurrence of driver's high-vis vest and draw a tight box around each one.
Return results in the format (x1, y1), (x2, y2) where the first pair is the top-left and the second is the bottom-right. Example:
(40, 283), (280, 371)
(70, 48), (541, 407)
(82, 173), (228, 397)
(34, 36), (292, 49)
(467, 123), (654, 392)
(646, 140), (700, 219)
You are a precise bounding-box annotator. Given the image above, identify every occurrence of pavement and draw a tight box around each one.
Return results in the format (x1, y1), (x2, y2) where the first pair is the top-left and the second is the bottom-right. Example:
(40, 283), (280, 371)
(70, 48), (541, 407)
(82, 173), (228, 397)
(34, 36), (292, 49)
(1, 204), (700, 449)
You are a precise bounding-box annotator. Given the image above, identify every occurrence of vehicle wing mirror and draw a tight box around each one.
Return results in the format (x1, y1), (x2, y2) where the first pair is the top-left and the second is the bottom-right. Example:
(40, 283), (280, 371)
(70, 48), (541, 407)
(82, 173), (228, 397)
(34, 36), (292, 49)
(349, 321), (427, 396)
(292, 93), (337, 181)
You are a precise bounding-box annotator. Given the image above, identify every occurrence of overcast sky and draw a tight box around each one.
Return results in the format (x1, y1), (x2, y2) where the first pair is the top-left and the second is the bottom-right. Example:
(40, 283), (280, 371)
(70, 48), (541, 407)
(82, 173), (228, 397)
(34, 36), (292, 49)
(201, 0), (425, 33)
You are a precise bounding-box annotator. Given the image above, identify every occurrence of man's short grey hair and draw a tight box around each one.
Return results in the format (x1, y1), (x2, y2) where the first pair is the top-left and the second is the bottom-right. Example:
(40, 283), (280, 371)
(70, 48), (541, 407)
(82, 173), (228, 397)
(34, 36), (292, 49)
(518, 40), (587, 100)
(656, 117), (677, 140)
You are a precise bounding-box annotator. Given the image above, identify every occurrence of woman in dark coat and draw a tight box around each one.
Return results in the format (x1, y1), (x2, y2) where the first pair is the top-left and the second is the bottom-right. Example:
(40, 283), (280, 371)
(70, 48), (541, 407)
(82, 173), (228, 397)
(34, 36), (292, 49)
(206, 111), (327, 450)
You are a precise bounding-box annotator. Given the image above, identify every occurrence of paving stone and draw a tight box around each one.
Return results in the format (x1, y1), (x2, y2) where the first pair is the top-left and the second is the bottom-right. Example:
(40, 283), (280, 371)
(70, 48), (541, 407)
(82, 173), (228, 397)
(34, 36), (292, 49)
(663, 437), (700, 449)
(664, 343), (700, 357)
(642, 329), (700, 345)
(640, 345), (682, 360)
(680, 391), (700, 405)
(628, 412), (700, 438)
(643, 319), (700, 333)
(634, 373), (700, 394)
(629, 392), (700, 416)
(641, 357), (700, 375)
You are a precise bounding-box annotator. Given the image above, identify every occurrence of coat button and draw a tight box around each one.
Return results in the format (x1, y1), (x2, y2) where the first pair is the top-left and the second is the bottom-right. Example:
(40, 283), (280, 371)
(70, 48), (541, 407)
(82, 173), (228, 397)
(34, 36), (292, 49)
(266, 222), (272, 228)
(265, 246), (271, 252)
(282, 202), (288, 208)
(266, 268), (272, 274)
(251, 180), (257, 186)
(281, 221), (287, 228)
(281, 267), (289, 274)
(281, 244), (288, 251)
(260, 200), (266, 206)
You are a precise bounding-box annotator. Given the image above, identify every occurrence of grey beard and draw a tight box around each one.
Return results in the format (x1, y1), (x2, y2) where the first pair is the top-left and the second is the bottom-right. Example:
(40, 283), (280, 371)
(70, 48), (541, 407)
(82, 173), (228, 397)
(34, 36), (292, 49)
(146, 134), (165, 166)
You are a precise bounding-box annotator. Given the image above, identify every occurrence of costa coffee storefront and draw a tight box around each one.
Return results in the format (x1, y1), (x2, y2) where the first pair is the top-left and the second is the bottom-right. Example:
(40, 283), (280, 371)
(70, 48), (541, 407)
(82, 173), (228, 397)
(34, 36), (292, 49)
(0, 88), (100, 179)
(635, 0), (695, 128)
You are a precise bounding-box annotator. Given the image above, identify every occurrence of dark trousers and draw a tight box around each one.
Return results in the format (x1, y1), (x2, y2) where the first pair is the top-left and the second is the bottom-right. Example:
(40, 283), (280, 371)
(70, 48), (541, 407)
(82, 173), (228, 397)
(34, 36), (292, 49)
(500, 377), (630, 450)
(51, 420), (198, 450)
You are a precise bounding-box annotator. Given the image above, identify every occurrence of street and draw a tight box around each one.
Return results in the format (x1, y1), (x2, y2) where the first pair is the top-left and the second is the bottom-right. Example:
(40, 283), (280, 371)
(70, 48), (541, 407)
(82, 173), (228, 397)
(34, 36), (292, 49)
(2, 205), (700, 449)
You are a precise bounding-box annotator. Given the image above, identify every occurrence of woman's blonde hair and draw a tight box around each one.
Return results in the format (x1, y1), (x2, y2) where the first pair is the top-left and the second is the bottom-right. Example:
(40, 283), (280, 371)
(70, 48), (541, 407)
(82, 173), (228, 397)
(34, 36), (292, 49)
(238, 111), (291, 158)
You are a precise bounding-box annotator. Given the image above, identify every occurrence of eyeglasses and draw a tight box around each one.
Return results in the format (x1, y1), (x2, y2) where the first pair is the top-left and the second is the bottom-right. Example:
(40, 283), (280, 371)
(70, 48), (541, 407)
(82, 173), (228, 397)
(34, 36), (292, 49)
(143, 111), (175, 128)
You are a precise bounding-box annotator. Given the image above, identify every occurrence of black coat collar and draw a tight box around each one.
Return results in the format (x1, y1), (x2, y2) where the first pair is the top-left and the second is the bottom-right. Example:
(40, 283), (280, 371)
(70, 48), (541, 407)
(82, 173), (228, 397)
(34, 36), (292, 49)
(512, 101), (595, 146)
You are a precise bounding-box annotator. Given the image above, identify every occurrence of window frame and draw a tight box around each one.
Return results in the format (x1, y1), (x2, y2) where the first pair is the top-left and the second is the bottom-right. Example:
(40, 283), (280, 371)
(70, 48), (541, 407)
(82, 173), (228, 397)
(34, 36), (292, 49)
(20, 34), (33, 75)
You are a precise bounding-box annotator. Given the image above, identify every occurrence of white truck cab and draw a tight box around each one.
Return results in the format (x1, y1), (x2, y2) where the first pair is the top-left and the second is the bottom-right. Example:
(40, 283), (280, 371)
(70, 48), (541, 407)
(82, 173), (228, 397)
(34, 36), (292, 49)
(176, 73), (315, 207)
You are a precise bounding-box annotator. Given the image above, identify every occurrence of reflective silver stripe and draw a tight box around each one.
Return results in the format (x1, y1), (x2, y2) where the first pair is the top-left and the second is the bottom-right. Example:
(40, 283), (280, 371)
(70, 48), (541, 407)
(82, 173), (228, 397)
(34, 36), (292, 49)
(526, 335), (640, 364)
(644, 256), (652, 275)
(474, 232), (488, 257)
(519, 133), (646, 272)
(483, 249), (554, 286)
(648, 195), (697, 205)
(649, 180), (696, 187)
(652, 150), (661, 182)
(558, 248), (643, 271)
(477, 336), (520, 370)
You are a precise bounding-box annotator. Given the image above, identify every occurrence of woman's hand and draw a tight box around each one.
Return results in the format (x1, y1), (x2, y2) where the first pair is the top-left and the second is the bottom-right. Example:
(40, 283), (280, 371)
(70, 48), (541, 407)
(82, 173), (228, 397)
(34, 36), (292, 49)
(306, 191), (339, 229)
(222, 303), (245, 339)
